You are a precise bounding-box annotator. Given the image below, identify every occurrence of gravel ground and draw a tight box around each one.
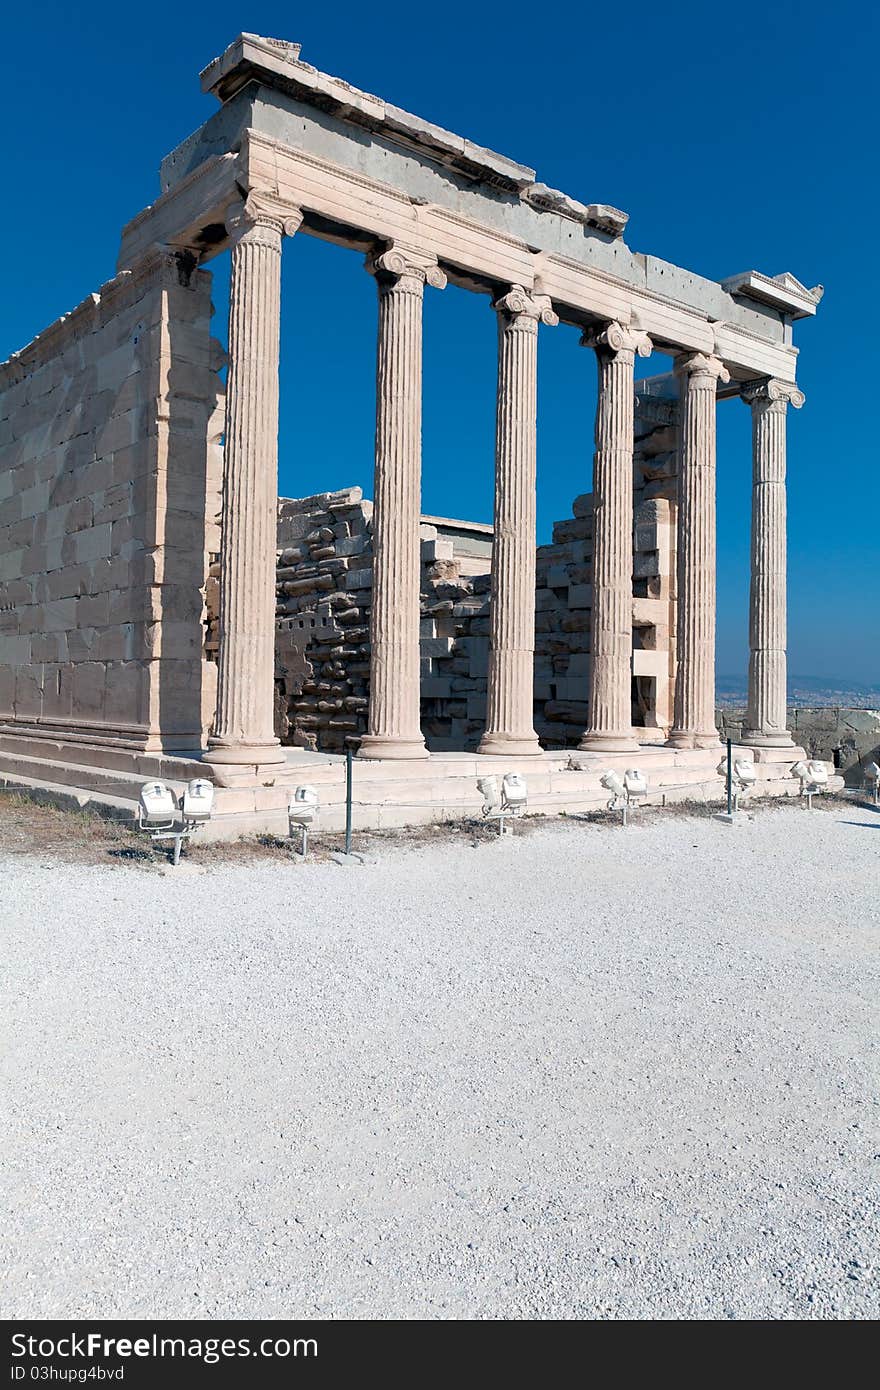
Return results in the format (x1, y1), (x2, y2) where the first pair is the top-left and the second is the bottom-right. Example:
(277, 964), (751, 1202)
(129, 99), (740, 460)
(3, 800), (879, 1320)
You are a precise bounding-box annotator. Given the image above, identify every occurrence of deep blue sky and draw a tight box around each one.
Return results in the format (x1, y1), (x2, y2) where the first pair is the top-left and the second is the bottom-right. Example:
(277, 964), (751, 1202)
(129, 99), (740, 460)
(3, 2), (877, 683)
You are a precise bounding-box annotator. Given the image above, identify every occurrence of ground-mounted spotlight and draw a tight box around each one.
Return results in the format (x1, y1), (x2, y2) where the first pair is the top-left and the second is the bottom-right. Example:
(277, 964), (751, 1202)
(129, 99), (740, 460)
(600, 769), (627, 823)
(791, 759), (829, 809)
(477, 775), (501, 816)
(600, 769), (625, 802)
(138, 778), (215, 864)
(475, 772), (527, 836)
(289, 784), (319, 858)
(182, 778), (215, 826)
(623, 768), (648, 807)
(716, 754), (758, 814)
(139, 780), (178, 831)
(501, 773), (528, 815)
(601, 768), (648, 825)
(863, 761), (880, 806)
(735, 758), (758, 790)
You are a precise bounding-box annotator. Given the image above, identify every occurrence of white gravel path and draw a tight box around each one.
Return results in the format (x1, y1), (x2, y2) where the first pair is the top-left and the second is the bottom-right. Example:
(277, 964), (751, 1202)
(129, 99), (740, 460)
(3, 802), (879, 1320)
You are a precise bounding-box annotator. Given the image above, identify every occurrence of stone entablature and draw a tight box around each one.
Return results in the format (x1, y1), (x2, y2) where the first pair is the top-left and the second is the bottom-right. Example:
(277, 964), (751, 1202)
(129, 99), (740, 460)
(124, 34), (804, 385)
(720, 271), (822, 321)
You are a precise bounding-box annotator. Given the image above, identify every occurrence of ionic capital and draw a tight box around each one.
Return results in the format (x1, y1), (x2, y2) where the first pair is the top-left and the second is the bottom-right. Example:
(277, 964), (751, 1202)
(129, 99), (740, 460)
(581, 320), (652, 359)
(674, 351), (731, 387)
(741, 378), (805, 410)
(366, 245), (447, 292)
(493, 285), (559, 330)
(225, 193), (303, 245)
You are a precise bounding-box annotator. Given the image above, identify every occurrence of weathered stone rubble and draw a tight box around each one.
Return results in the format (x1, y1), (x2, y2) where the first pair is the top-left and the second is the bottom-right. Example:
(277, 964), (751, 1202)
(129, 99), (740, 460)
(252, 488), (489, 753)
(263, 449), (677, 755)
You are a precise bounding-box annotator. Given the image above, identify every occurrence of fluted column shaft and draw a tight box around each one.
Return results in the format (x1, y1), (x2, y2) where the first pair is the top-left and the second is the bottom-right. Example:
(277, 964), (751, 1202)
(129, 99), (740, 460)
(210, 198), (302, 766)
(359, 249), (446, 760)
(579, 322), (651, 751)
(668, 352), (729, 750)
(479, 287), (557, 757)
(741, 379), (804, 746)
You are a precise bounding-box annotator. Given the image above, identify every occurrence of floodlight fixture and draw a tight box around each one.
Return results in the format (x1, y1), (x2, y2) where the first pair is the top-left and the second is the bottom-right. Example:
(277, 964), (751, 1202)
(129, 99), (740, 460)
(288, 784), (319, 857)
(475, 772), (527, 835)
(717, 755), (758, 813)
(864, 761), (880, 806)
(600, 769), (625, 801)
(791, 758), (830, 809)
(139, 780), (177, 831)
(137, 777), (215, 864)
(734, 759), (758, 788)
(501, 773), (528, 812)
(623, 768), (648, 803)
(601, 767), (648, 825)
(477, 775), (501, 815)
(182, 778), (215, 825)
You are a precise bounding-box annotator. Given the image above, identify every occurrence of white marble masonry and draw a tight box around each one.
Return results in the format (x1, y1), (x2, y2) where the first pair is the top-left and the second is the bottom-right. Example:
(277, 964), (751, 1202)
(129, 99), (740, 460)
(579, 322), (651, 752)
(741, 379), (804, 748)
(668, 353), (729, 750)
(209, 196), (302, 768)
(479, 287), (557, 757)
(359, 248), (446, 760)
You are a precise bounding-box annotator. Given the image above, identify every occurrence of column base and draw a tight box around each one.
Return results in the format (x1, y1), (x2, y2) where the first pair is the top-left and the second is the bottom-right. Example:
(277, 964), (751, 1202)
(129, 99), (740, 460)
(738, 730), (796, 749)
(357, 734), (429, 761)
(206, 739), (286, 767)
(578, 732), (640, 753)
(666, 730), (722, 750)
(477, 732), (543, 757)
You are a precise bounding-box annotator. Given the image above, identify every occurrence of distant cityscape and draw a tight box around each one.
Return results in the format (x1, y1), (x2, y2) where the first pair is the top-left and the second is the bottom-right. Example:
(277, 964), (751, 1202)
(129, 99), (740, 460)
(716, 675), (880, 711)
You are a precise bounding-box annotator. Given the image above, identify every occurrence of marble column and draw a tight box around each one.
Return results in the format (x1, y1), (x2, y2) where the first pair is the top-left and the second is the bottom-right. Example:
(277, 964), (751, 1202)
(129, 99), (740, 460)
(578, 321), (652, 752)
(479, 286), (558, 757)
(359, 248), (446, 760)
(741, 378), (804, 747)
(667, 352), (729, 750)
(209, 196), (302, 768)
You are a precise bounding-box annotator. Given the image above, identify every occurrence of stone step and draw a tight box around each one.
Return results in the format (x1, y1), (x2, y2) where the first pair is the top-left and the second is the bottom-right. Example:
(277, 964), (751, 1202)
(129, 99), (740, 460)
(0, 730), (206, 783)
(0, 738), (828, 842)
(0, 748), (192, 803)
(0, 772), (139, 822)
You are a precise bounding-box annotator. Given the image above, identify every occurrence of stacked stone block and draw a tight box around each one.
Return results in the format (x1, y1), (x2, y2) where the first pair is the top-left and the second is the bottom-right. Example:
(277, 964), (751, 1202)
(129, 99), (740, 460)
(528, 486), (674, 748)
(417, 547), (490, 752)
(271, 469), (678, 754)
(270, 489), (489, 751)
(530, 493), (595, 747)
(0, 249), (223, 748)
(630, 388), (679, 733)
(218, 390), (682, 760)
(271, 489), (372, 751)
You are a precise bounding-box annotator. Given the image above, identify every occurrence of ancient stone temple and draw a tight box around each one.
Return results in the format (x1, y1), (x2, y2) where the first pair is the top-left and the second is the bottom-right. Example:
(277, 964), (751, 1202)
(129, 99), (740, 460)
(0, 33), (823, 834)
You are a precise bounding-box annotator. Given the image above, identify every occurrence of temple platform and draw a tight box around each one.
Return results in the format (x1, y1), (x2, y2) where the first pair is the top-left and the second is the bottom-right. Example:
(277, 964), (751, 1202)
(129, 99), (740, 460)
(0, 728), (835, 841)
